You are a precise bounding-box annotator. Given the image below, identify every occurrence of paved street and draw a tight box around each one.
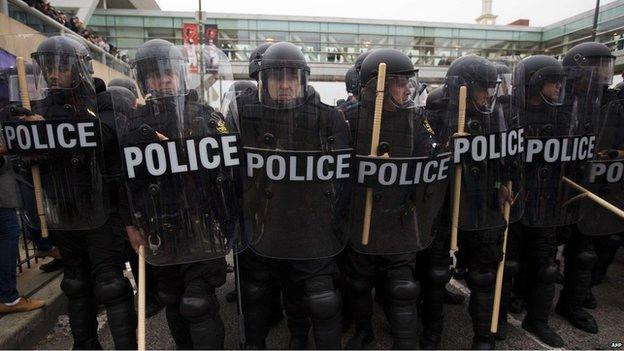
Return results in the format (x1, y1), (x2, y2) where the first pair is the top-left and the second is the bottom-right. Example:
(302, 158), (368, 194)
(36, 250), (624, 350)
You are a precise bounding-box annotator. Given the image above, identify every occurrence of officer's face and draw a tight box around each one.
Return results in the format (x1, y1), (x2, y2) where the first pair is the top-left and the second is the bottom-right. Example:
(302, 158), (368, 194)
(541, 80), (562, 103)
(473, 88), (490, 108)
(388, 76), (412, 106)
(145, 69), (180, 96)
(46, 66), (72, 89)
(267, 68), (301, 103)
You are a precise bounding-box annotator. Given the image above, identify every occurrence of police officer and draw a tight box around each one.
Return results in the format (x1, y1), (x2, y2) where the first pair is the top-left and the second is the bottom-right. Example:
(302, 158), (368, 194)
(556, 42), (616, 334)
(416, 85), (465, 349)
(444, 55), (518, 349)
(16, 36), (137, 349)
(342, 48), (437, 349)
(507, 55), (568, 347)
(231, 41), (348, 349)
(123, 39), (230, 349)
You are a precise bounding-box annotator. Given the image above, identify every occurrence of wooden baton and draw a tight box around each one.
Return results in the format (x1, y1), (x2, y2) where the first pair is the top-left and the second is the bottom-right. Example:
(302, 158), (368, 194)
(361, 62), (387, 246)
(16, 57), (49, 238)
(449, 85), (467, 264)
(490, 181), (513, 333)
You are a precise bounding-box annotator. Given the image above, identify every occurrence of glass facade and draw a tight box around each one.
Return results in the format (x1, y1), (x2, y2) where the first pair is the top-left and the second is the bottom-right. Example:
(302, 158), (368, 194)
(85, 1), (624, 67)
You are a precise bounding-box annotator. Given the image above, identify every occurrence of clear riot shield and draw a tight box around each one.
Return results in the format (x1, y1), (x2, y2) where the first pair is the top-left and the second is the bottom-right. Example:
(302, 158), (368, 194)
(577, 93), (624, 235)
(235, 63), (352, 259)
(448, 73), (525, 231)
(517, 63), (600, 227)
(183, 44), (233, 112)
(347, 72), (449, 255)
(0, 34), (108, 230)
(117, 44), (242, 265)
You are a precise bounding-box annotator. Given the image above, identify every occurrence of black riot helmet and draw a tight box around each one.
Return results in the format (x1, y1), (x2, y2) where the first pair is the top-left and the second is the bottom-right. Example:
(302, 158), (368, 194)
(513, 55), (566, 108)
(444, 55), (500, 114)
(108, 77), (139, 98)
(257, 42), (310, 109)
(354, 50), (373, 73)
(133, 39), (188, 100)
(562, 42), (615, 87)
(345, 66), (359, 95)
(359, 48), (419, 109)
(249, 42), (273, 81)
(31, 35), (94, 93)
(425, 85), (446, 111)
(66, 36), (94, 74)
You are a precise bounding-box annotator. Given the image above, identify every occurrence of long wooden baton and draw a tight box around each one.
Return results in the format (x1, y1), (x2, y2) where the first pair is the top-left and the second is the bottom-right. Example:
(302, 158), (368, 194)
(490, 181), (513, 333)
(361, 62), (387, 245)
(138, 244), (146, 351)
(16, 57), (49, 238)
(562, 176), (624, 219)
(449, 86), (468, 266)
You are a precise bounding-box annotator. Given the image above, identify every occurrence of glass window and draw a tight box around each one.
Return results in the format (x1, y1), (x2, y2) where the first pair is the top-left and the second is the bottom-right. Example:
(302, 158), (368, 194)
(256, 31), (287, 42)
(328, 23), (358, 34)
(257, 20), (288, 31)
(290, 22), (320, 32)
(359, 24), (388, 35)
(89, 15), (106, 26)
(144, 17), (173, 28)
(114, 16), (143, 27)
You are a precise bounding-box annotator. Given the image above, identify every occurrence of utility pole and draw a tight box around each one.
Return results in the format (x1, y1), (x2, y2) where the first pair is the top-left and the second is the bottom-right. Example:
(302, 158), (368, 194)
(592, 0), (601, 41)
(198, 0), (205, 101)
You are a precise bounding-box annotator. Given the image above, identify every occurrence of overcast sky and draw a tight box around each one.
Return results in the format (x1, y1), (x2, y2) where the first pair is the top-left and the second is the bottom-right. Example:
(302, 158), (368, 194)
(156, 0), (615, 27)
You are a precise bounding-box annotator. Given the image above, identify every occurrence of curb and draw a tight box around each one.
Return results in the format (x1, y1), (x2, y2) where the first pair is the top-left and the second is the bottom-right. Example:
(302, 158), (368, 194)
(0, 272), (66, 350)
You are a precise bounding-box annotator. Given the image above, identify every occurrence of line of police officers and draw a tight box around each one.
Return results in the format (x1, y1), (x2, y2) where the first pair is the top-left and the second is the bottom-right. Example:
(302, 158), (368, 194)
(0, 33), (620, 350)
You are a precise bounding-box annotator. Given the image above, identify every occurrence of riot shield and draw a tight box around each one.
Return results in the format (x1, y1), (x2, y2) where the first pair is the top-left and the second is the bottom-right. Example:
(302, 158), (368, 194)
(0, 35), (108, 230)
(183, 44), (233, 112)
(516, 62), (599, 228)
(447, 73), (525, 231)
(577, 93), (624, 235)
(347, 72), (449, 255)
(117, 44), (242, 265)
(235, 75), (352, 259)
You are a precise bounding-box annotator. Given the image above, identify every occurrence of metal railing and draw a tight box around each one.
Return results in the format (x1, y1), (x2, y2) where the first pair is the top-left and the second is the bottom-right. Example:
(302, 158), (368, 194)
(6, 0), (130, 74)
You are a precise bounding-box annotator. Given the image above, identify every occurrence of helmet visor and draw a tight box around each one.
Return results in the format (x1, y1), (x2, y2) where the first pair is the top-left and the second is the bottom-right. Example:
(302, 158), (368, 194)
(259, 66), (308, 109)
(31, 53), (93, 92)
(135, 58), (188, 100)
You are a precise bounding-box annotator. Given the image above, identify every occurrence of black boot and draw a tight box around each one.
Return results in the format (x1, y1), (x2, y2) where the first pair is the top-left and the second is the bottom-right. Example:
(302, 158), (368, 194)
(346, 328), (374, 349)
(582, 290), (597, 310)
(419, 329), (441, 350)
(471, 335), (494, 350)
(287, 318), (310, 350)
(522, 318), (564, 347)
(555, 301), (598, 334)
(67, 296), (101, 350)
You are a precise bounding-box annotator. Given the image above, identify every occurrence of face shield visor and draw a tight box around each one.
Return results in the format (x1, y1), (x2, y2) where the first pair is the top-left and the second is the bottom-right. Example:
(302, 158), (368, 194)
(135, 58), (188, 101)
(362, 73), (419, 111)
(468, 79), (500, 114)
(530, 68), (567, 106)
(498, 73), (513, 98)
(31, 52), (93, 93)
(258, 66), (309, 109)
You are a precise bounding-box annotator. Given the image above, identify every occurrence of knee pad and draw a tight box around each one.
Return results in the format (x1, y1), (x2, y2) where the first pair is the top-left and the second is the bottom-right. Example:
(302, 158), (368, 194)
(538, 264), (559, 284)
(427, 267), (451, 285)
(576, 250), (598, 269)
(304, 276), (340, 321)
(504, 260), (520, 277)
(386, 277), (420, 305)
(93, 272), (133, 305)
(241, 278), (270, 304)
(61, 275), (93, 299)
(180, 293), (218, 321)
(467, 270), (495, 290)
(157, 289), (181, 308)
